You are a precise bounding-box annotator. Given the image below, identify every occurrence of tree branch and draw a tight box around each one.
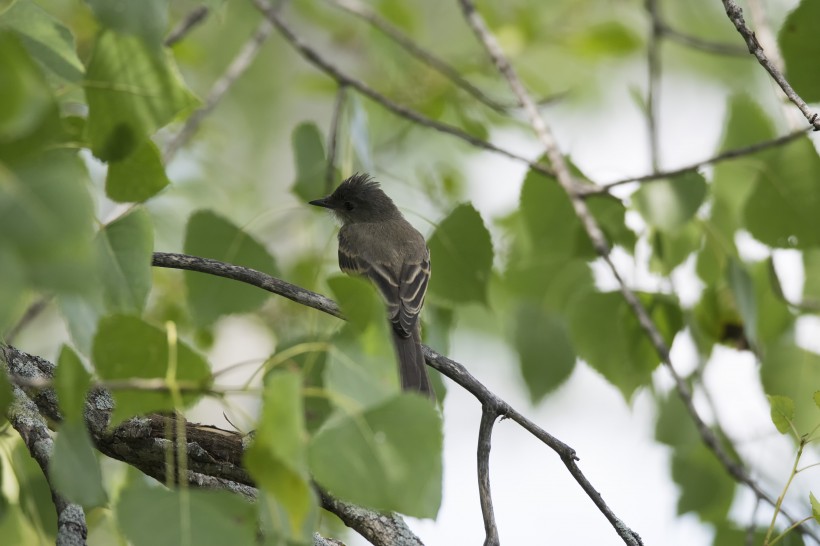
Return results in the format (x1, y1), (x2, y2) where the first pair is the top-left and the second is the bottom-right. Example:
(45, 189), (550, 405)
(326, 85), (348, 193)
(250, 0), (556, 179)
(720, 0), (820, 131)
(658, 23), (747, 56)
(477, 406), (498, 546)
(646, 0), (663, 172)
(164, 6), (210, 47)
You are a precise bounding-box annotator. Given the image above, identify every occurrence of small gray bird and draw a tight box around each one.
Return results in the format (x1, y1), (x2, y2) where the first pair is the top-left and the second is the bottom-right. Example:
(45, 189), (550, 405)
(309, 174), (434, 400)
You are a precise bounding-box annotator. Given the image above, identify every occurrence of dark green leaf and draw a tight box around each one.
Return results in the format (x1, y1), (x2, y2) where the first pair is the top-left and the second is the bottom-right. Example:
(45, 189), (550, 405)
(518, 169), (579, 260)
(327, 275), (382, 331)
(85, 0), (169, 46)
(106, 139), (170, 202)
(85, 30), (197, 161)
(309, 394), (442, 517)
(0, 0), (84, 84)
(428, 203), (493, 304)
(291, 122), (327, 201)
(183, 210), (278, 327)
(49, 421), (107, 508)
(743, 138), (820, 248)
(92, 315), (211, 423)
(244, 372), (314, 535)
(0, 31), (53, 141)
(117, 485), (256, 546)
(513, 304), (575, 403)
(633, 172), (707, 233)
(760, 339), (820, 435)
(96, 208), (154, 314)
(767, 395), (795, 434)
(55, 345), (91, 422)
(649, 222), (702, 275)
(568, 291), (682, 400)
(655, 392), (699, 447)
(671, 442), (735, 523)
(726, 259), (757, 346)
(779, 0), (820, 103)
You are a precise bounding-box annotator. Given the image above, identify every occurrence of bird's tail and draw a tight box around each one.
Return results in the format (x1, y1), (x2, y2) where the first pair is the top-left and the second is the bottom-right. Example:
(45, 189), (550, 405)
(391, 325), (435, 401)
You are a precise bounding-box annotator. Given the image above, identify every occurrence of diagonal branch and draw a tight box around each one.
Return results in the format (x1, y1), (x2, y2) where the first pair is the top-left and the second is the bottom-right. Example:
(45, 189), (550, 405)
(453, 1), (819, 544)
(164, 6), (210, 47)
(658, 23), (747, 56)
(250, 0), (555, 179)
(720, 0), (820, 131)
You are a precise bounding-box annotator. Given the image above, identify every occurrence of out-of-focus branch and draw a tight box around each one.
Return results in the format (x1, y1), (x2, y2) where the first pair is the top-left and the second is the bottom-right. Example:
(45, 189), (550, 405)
(326, 85), (348, 193)
(164, 6), (210, 47)
(646, 0), (662, 172)
(477, 407), (498, 546)
(4, 296), (50, 344)
(658, 23), (747, 56)
(720, 0), (820, 131)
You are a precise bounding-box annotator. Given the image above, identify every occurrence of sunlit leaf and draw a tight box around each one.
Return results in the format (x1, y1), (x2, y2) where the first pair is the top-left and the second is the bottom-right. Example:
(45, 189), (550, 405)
(767, 395), (795, 434)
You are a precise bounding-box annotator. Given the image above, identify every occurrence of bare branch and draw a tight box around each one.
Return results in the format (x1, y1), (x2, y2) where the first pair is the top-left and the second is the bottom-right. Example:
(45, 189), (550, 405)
(164, 20), (275, 163)
(326, 85), (348, 193)
(585, 127), (809, 194)
(327, 0), (514, 114)
(720, 0), (820, 131)
(453, 0), (819, 543)
(477, 407), (499, 546)
(658, 23), (748, 56)
(164, 6), (210, 47)
(250, 0), (555, 179)
(5, 382), (87, 546)
(4, 296), (50, 344)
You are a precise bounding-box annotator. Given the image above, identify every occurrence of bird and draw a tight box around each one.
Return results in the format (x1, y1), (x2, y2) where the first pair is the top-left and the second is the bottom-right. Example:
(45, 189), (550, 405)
(309, 173), (435, 400)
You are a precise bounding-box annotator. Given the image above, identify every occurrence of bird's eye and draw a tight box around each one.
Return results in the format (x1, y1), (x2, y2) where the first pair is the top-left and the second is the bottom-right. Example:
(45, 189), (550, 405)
(343, 201), (354, 211)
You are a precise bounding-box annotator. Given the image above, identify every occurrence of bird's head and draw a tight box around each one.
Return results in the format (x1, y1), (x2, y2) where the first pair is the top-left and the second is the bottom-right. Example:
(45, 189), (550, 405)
(309, 173), (400, 223)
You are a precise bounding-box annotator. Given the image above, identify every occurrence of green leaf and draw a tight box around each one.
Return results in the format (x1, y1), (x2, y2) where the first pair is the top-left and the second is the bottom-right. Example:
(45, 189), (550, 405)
(779, 0), (820, 103)
(325, 322), (396, 408)
(92, 314), (211, 423)
(117, 485), (256, 546)
(428, 203), (493, 304)
(655, 392), (699, 447)
(568, 291), (682, 400)
(327, 275), (382, 331)
(743, 138), (820, 248)
(802, 249), (820, 304)
(671, 442), (735, 523)
(0, 149), (95, 293)
(244, 372), (314, 535)
(85, 0), (169, 46)
(106, 139), (170, 203)
(726, 259), (757, 346)
(183, 210), (278, 327)
(811, 492), (820, 524)
(570, 20), (642, 57)
(649, 222), (702, 275)
(513, 305), (575, 404)
(814, 391), (820, 409)
(58, 292), (104, 355)
(291, 122), (327, 201)
(519, 168), (580, 260)
(12, 442), (57, 537)
(760, 339), (820, 435)
(0, 0), (84, 85)
(309, 394), (442, 517)
(96, 208), (154, 314)
(55, 345), (91, 422)
(0, 30), (53, 141)
(0, 367), (12, 428)
(49, 421), (106, 508)
(85, 30), (197, 161)
(633, 172), (707, 233)
(767, 395), (795, 434)
(0, 248), (25, 333)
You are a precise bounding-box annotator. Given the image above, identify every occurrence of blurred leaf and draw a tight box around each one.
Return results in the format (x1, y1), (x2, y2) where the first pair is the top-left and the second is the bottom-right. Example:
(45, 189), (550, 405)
(58, 292), (104, 355)
(327, 275), (382, 332)
(92, 314), (211, 424)
(633, 172), (707, 233)
(85, 0), (169, 46)
(348, 94), (373, 173)
(117, 485), (256, 546)
(752, 260), (793, 346)
(244, 372), (313, 535)
(504, 256), (594, 311)
(12, 443), (56, 538)
(655, 392), (699, 447)
(570, 20), (642, 57)
(691, 285), (746, 354)
(0, 248), (25, 333)
(183, 210), (278, 327)
(55, 345), (91, 422)
(513, 304), (575, 404)
(743, 138), (820, 248)
(811, 492), (820, 524)
(291, 122), (327, 201)
(0, 0), (84, 85)
(428, 203), (493, 305)
(50, 421), (106, 508)
(814, 391), (820, 409)
(587, 193), (636, 252)
(96, 208), (153, 314)
(309, 394), (442, 518)
(649, 222), (701, 275)
(106, 139), (170, 202)
(671, 442), (735, 523)
(0, 149), (95, 293)
(802, 248), (820, 305)
(519, 168), (579, 260)
(710, 524), (775, 546)
(85, 30), (197, 161)
(760, 339), (820, 434)
(767, 395), (795, 434)
(779, 0), (820, 103)
(325, 321), (396, 408)
(569, 291), (682, 400)
(0, 369), (11, 428)
(0, 30), (53, 142)
(726, 259), (757, 346)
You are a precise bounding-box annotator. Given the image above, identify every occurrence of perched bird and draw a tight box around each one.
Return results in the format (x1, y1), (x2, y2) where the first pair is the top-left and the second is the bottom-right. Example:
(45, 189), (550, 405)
(309, 174), (435, 400)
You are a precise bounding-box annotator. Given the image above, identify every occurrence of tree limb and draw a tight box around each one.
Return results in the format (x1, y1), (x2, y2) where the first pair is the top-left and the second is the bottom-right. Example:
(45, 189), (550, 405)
(477, 406), (498, 546)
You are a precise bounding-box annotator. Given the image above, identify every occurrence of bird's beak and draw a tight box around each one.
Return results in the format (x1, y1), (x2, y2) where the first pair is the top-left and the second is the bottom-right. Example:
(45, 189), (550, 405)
(309, 197), (332, 209)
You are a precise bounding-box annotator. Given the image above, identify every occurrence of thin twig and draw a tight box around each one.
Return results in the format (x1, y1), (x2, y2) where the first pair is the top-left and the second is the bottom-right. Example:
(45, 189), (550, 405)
(164, 6), (210, 47)
(720, 0), (820, 131)
(658, 23), (747, 56)
(585, 127), (809, 194)
(327, 0), (515, 114)
(4, 296), (50, 344)
(250, 0), (555, 179)
(164, 19), (275, 163)
(454, 0), (817, 543)
(326, 85), (348, 193)
(477, 406), (499, 546)
(646, 0), (662, 172)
